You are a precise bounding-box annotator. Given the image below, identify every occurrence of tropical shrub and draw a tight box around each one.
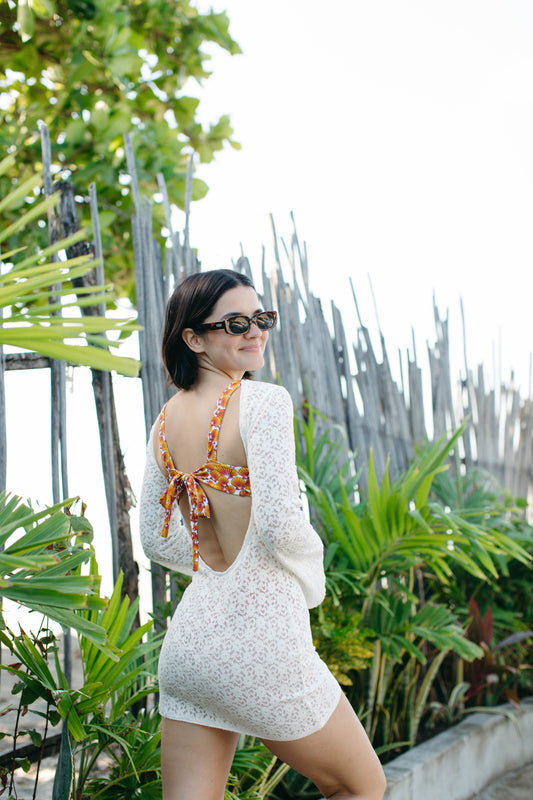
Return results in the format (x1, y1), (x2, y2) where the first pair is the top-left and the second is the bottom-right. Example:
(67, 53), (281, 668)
(295, 407), (531, 760)
(0, 494), (109, 646)
(0, 568), (159, 798)
(463, 597), (532, 707)
(311, 599), (374, 686)
(0, 0), (241, 297)
(429, 466), (533, 701)
(0, 155), (164, 796)
(0, 153), (148, 795)
(430, 466), (533, 624)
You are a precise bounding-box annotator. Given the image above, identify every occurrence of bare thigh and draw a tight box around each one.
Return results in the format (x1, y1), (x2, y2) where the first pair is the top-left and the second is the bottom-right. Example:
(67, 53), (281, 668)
(161, 717), (239, 800)
(261, 694), (386, 800)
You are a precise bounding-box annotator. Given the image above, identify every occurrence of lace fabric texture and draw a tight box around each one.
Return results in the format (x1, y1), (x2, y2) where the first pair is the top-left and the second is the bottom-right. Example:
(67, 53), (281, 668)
(139, 380), (341, 740)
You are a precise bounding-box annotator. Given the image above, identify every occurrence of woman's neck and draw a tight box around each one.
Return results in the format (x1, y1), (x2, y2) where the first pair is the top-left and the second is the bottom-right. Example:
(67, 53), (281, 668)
(193, 364), (245, 395)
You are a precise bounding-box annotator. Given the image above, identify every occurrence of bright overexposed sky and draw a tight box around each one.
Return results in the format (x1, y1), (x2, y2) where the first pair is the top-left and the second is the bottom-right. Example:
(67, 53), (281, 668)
(187, 0), (533, 392)
(6, 1), (533, 607)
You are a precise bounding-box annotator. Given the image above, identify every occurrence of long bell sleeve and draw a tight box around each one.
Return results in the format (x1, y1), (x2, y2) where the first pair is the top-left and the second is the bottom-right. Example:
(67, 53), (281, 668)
(240, 382), (326, 608)
(139, 424), (194, 576)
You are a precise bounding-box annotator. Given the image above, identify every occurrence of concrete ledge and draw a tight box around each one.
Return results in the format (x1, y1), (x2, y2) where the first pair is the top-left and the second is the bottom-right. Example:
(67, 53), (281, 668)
(383, 698), (533, 800)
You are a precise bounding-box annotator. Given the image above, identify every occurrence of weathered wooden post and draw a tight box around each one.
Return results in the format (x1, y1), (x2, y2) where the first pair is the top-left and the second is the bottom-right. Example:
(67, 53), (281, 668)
(40, 123), (72, 682)
(56, 181), (139, 603)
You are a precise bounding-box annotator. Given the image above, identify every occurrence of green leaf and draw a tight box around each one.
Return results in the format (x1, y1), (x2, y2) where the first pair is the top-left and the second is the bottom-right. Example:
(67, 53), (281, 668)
(17, 0), (34, 42)
(0, 172), (41, 215)
(0, 334), (140, 375)
(31, 0), (56, 16)
(52, 720), (74, 800)
(30, 603), (116, 655)
(0, 154), (17, 178)
(12, 227), (90, 270)
(0, 194), (59, 244)
(56, 693), (87, 741)
(16, 755), (32, 773)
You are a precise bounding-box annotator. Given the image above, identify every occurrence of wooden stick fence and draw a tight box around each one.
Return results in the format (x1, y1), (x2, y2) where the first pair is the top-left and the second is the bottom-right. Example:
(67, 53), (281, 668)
(132, 174), (533, 518)
(1, 130), (532, 632)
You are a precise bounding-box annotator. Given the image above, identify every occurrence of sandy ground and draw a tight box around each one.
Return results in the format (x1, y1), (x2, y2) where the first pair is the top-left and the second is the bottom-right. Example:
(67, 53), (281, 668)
(470, 761), (533, 800)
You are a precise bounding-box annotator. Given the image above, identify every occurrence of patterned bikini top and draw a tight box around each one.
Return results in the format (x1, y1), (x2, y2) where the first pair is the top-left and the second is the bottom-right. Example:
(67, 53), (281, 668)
(158, 380), (251, 571)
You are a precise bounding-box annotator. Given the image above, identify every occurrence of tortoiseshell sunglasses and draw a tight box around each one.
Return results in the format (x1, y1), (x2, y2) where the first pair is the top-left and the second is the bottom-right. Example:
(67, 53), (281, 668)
(196, 310), (278, 336)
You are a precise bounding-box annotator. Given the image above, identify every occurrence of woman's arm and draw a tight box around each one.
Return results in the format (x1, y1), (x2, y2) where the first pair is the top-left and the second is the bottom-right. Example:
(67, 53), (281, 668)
(139, 425), (194, 576)
(242, 384), (326, 608)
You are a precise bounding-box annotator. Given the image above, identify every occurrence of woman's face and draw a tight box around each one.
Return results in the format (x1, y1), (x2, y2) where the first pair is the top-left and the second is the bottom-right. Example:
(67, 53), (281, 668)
(193, 285), (270, 379)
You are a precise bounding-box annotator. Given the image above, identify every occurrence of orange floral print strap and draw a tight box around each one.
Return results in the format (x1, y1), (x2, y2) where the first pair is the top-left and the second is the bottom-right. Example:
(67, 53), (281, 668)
(158, 380), (251, 571)
(207, 380), (241, 460)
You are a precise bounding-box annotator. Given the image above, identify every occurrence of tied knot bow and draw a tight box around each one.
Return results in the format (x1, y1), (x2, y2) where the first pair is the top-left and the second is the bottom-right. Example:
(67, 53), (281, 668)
(160, 468), (211, 539)
(159, 466), (213, 572)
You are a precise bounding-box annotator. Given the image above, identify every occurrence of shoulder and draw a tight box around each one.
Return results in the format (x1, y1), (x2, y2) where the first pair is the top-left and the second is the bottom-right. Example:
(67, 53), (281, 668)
(241, 379), (293, 409)
(240, 380), (294, 436)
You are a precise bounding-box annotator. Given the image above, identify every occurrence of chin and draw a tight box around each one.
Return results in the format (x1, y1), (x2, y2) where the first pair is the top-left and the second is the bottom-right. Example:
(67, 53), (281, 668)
(242, 353), (264, 371)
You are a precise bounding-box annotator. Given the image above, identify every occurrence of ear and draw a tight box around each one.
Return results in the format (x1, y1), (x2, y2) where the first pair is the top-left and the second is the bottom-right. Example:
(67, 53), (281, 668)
(182, 327), (205, 354)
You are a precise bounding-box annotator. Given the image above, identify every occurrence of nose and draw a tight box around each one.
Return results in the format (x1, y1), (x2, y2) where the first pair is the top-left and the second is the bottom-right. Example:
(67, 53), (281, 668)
(244, 319), (263, 337)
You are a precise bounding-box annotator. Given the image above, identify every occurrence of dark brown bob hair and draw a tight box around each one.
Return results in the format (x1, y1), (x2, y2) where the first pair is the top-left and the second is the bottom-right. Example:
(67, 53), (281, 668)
(162, 269), (256, 390)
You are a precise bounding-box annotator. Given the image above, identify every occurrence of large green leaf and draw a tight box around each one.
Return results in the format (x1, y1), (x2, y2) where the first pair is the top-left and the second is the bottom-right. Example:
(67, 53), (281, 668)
(0, 493), (111, 648)
(52, 719), (74, 800)
(0, 193), (59, 244)
(78, 568), (155, 710)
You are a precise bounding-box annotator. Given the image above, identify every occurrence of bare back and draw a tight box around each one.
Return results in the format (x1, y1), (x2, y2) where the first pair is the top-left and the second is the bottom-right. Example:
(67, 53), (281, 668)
(153, 384), (252, 572)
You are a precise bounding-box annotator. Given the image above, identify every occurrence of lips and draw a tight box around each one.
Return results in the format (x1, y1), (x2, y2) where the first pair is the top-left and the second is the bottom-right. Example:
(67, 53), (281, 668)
(240, 345), (262, 352)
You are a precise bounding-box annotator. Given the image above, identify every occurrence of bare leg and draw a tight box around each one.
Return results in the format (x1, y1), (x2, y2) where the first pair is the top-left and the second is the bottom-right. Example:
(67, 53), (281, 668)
(261, 694), (386, 800)
(161, 717), (239, 800)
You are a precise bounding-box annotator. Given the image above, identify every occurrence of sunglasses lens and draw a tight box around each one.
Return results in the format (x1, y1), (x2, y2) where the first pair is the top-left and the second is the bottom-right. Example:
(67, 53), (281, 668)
(255, 312), (276, 330)
(227, 316), (250, 334)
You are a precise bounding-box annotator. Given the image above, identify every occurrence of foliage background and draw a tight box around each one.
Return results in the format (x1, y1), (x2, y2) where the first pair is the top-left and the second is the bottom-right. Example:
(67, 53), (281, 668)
(0, 0), (240, 298)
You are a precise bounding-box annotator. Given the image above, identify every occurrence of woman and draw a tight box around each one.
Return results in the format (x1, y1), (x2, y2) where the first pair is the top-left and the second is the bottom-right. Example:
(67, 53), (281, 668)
(140, 269), (386, 800)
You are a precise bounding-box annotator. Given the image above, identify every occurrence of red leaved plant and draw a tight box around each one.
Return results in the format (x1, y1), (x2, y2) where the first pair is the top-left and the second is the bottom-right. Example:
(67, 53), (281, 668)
(465, 597), (533, 707)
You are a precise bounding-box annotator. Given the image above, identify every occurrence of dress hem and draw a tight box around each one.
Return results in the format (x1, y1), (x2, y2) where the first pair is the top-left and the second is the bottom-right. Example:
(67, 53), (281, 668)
(158, 684), (342, 742)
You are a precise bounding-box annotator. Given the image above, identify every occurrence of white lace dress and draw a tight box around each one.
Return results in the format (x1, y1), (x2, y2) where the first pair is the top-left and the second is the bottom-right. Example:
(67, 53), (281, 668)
(139, 380), (341, 740)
